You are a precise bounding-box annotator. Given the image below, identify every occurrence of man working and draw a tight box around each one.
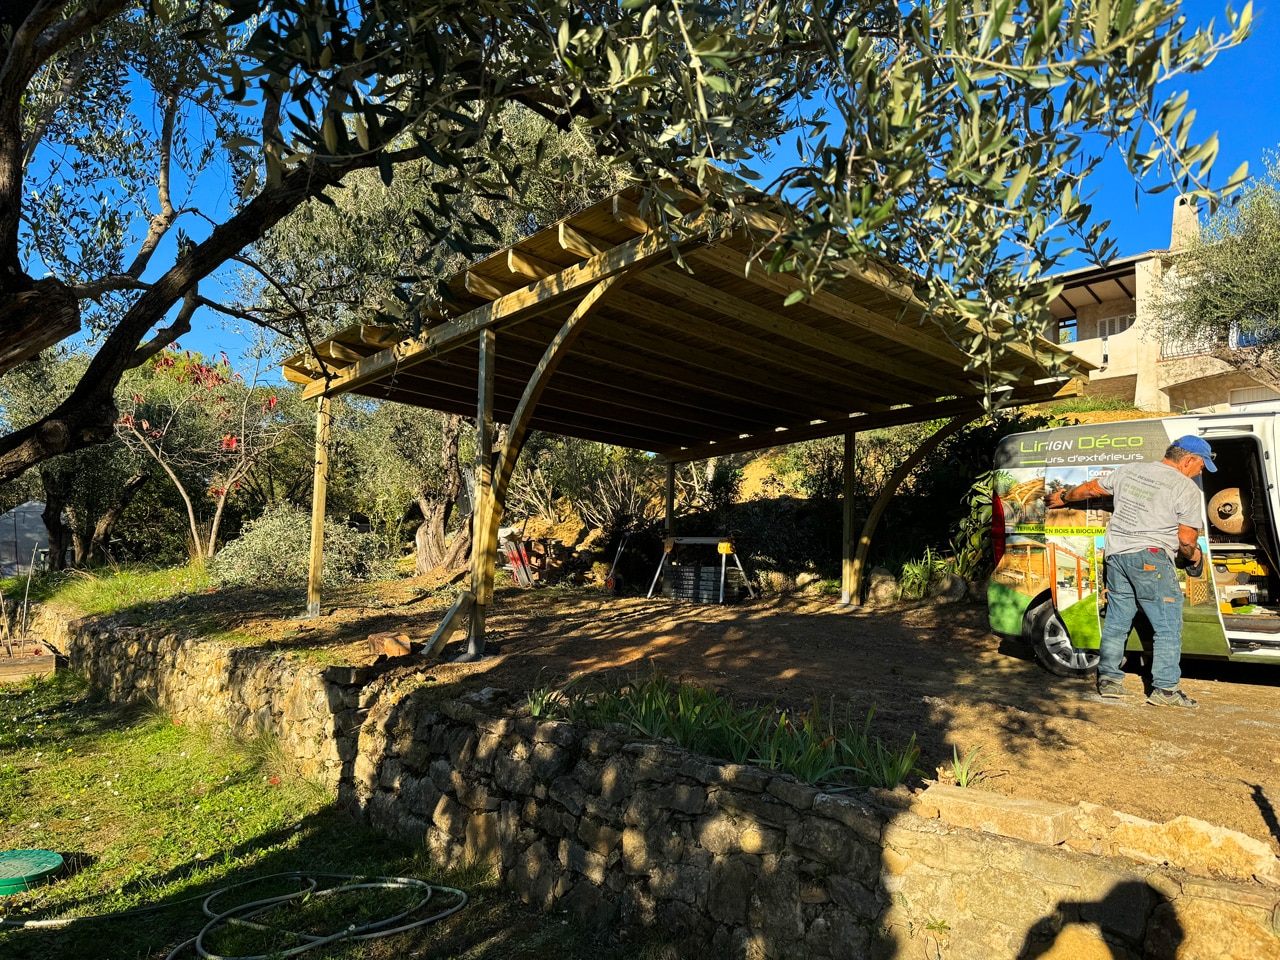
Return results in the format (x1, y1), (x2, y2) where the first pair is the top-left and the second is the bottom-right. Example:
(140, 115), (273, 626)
(1045, 435), (1213, 708)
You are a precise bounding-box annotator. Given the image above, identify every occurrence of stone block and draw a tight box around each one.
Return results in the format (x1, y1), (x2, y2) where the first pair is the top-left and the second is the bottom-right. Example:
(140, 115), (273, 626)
(560, 879), (618, 933)
(549, 775), (587, 816)
(828, 875), (880, 919)
(621, 827), (650, 875)
(681, 758), (771, 792)
(464, 811), (502, 868)
(713, 789), (798, 828)
(494, 754), (536, 795)
(578, 817), (622, 857)
(1149, 897), (1280, 960)
(530, 741), (573, 781)
(652, 783), (706, 816)
(560, 839), (608, 884)
(1112, 815), (1280, 885)
(532, 719), (579, 748)
(432, 793), (467, 838)
(696, 812), (783, 856)
(920, 783), (1075, 845)
(708, 854), (760, 925)
(649, 863), (703, 904)
(813, 793), (883, 842)
(767, 777), (820, 811)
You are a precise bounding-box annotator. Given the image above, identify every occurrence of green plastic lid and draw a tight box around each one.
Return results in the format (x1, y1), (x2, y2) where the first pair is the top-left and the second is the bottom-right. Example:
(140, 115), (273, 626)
(0, 849), (64, 896)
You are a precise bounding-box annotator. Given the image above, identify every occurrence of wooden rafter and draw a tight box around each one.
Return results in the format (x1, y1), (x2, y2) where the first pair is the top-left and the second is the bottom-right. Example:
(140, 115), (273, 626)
(637, 267), (970, 399)
(302, 212), (710, 401)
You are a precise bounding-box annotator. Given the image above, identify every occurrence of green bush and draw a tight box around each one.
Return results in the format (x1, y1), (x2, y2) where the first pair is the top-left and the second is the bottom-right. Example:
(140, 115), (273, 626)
(211, 505), (379, 587)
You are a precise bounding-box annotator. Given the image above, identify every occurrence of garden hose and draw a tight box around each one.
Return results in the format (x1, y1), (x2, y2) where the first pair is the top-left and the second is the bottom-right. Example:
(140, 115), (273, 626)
(0, 870), (468, 959)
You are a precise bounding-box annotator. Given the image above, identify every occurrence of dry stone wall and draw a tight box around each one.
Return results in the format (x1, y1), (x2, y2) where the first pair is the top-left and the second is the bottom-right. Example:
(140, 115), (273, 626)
(41, 613), (1280, 959)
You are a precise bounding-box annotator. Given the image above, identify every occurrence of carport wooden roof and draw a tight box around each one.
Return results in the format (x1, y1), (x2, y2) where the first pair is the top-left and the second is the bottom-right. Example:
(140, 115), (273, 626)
(282, 188), (1091, 462)
(287, 186), (1091, 655)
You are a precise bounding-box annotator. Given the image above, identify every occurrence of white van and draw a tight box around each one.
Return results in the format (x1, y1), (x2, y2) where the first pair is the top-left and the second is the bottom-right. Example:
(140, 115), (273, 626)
(989, 403), (1280, 676)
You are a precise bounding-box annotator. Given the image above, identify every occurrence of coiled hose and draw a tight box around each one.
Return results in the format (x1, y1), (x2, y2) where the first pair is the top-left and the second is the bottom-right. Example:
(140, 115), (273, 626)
(0, 871), (468, 960)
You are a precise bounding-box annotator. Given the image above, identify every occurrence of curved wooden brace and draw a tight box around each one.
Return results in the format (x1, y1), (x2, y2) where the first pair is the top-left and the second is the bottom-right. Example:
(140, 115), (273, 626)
(847, 412), (980, 604)
(459, 271), (634, 659)
(491, 270), (634, 512)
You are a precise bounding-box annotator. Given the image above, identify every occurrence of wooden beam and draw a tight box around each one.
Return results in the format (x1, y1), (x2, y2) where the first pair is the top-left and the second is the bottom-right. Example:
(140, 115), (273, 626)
(305, 396), (332, 619)
(282, 365), (316, 385)
(638, 267), (966, 399)
(425, 591), (475, 657)
(848, 414), (977, 603)
(665, 463), (676, 537)
(605, 290), (897, 409)
(579, 313), (865, 419)
(465, 270), (520, 300)
(316, 340), (368, 364)
(493, 272), (633, 509)
(507, 247), (562, 281)
(500, 316), (835, 425)
(358, 377), (715, 449)
(692, 245), (1058, 376)
(559, 222), (611, 258)
(383, 360), (748, 443)
(655, 385), (1069, 462)
(302, 213), (708, 400)
(611, 195), (651, 233)
(463, 329), (497, 661)
(841, 431), (856, 605)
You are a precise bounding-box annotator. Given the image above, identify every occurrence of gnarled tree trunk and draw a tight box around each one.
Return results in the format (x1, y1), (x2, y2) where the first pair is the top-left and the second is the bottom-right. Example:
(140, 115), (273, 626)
(38, 464), (73, 572)
(414, 414), (464, 575)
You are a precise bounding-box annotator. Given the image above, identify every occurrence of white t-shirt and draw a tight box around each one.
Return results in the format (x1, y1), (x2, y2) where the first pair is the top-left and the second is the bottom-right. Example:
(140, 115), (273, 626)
(1096, 460), (1202, 559)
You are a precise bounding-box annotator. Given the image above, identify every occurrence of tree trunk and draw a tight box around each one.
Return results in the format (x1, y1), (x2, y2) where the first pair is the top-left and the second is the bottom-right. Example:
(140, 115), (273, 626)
(440, 515), (472, 572)
(37, 465), (73, 572)
(414, 498), (448, 575)
(413, 414), (464, 575)
(88, 472), (149, 564)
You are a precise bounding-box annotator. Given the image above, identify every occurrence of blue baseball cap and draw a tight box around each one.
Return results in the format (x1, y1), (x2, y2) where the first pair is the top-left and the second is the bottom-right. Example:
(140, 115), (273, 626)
(1174, 435), (1216, 472)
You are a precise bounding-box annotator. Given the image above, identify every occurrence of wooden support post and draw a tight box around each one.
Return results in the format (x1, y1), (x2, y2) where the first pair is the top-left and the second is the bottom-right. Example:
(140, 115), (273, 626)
(462, 329), (497, 661)
(848, 414), (978, 604)
(665, 463), (676, 537)
(305, 396), (332, 619)
(841, 431), (856, 605)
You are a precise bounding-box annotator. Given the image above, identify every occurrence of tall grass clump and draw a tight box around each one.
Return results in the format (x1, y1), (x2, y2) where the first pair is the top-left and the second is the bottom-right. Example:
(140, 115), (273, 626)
(5, 563), (212, 617)
(527, 672), (919, 789)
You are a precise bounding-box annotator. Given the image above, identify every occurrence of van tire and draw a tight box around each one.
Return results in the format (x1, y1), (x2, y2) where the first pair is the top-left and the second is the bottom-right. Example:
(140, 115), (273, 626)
(1031, 606), (1100, 678)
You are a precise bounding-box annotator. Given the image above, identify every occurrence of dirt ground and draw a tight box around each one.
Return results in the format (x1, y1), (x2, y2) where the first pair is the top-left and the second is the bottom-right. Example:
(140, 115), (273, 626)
(266, 582), (1280, 855)
(81, 578), (1280, 854)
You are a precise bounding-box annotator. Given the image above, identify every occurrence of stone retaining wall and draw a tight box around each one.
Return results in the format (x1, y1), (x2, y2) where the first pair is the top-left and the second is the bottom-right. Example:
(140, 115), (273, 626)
(41, 613), (1280, 959)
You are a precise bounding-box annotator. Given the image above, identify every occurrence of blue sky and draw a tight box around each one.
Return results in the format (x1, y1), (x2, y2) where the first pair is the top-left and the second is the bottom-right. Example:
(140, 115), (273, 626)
(1073, 0), (1280, 261)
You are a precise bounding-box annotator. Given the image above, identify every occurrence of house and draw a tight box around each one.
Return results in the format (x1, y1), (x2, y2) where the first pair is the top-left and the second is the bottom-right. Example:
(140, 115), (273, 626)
(1046, 196), (1280, 411)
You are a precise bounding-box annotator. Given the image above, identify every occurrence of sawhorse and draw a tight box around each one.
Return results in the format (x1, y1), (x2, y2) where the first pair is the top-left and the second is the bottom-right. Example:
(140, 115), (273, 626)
(646, 536), (757, 603)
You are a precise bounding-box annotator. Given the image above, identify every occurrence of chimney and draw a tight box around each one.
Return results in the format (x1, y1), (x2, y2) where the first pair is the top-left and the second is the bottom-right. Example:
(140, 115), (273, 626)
(1171, 195), (1200, 250)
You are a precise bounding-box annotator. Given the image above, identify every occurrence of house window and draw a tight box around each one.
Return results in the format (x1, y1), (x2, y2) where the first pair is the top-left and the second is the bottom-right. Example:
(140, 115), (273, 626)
(1097, 313), (1135, 339)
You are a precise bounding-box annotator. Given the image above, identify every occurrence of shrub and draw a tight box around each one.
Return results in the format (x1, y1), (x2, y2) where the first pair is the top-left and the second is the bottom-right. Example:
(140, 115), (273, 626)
(211, 505), (379, 587)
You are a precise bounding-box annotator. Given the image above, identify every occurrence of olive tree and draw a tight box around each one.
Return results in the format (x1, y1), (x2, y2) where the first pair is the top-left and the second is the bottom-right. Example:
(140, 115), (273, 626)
(0, 0), (1251, 487)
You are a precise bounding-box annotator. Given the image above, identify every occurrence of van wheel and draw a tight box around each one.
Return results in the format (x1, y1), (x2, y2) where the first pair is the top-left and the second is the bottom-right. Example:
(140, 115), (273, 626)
(1031, 607), (1100, 678)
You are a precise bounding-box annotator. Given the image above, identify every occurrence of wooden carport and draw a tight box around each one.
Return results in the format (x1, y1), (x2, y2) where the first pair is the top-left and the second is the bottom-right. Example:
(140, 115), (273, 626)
(283, 188), (1091, 658)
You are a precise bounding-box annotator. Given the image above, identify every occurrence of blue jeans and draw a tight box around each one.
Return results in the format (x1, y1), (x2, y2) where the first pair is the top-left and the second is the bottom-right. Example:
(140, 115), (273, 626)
(1100, 549), (1184, 690)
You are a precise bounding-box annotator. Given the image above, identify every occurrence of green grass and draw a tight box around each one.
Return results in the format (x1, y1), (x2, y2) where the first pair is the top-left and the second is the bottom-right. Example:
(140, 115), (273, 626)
(2, 564), (211, 618)
(1043, 396), (1142, 414)
(0, 673), (662, 960)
